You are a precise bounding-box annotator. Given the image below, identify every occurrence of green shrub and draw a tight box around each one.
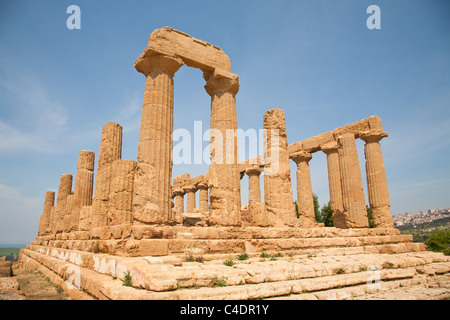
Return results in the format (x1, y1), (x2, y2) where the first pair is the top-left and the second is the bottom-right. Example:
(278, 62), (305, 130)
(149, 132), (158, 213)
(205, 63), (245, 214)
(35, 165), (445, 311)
(123, 271), (132, 287)
(237, 250), (249, 261)
(425, 230), (450, 255)
(223, 259), (235, 267)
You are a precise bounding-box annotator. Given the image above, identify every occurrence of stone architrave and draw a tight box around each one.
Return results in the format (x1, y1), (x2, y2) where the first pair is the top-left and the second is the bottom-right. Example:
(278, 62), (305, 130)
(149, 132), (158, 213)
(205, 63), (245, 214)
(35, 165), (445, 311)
(108, 159), (137, 226)
(92, 122), (123, 228)
(184, 185), (197, 214)
(204, 71), (241, 226)
(71, 150), (95, 230)
(291, 151), (315, 227)
(54, 174), (73, 234)
(321, 141), (346, 228)
(338, 133), (369, 228)
(263, 108), (296, 227)
(134, 54), (184, 224)
(197, 183), (209, 212)
(360, 131), (394, 228)
(38, 191), (55, 236)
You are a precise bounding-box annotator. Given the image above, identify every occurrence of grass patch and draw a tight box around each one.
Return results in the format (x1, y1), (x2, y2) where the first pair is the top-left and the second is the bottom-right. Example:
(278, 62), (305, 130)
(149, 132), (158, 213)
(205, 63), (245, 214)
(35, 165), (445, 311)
(223, 259), (235, 267)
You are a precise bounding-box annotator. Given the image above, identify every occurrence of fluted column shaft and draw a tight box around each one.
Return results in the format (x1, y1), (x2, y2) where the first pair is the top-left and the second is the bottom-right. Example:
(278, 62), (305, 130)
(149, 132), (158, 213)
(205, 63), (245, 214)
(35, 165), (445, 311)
(108, 159), (136, 225)
(204, 72), (241, 226)
(38, 191), (55, 236)
(263, 109), (296, 227)
(360, 131), (394, 228)
(92, 122), (123, 228)
(54, 174), (73, 234)
(338, 133), (369, 228)
(322, 142), (346, 228)
(291, 151), (315, 227)
(71, 150), (95, 231)
(134, 54), (183, 224)
(246, 166), (262, 204)
(197, 183), (209, 212)
(173, 189), (185, 216)
(184, 186), (197, 213)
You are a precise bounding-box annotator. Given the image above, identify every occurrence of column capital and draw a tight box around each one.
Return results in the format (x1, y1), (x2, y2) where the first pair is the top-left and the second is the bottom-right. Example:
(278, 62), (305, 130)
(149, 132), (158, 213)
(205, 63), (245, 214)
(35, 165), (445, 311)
(196, 183), (208, 190)
(184, 185), (197, 193)
(173, 188), (185, 197)
(203, 70), (239, 96)
(245, 165), (261, 176)
(359, 130), (388, 143)
(135, 54), (184, 77)
(321, 141), (339, 155)
(291, 151), (312, 165)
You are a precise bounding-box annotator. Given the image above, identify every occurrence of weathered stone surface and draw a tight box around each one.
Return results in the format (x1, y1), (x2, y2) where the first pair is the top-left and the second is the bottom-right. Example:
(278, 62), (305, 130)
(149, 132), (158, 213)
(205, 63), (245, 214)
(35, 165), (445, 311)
(321, 141), (346, 228)
(0, 257), (13, 277)
(38, 191), (55, 236)
(92, 122), (123, 229)
(135, 27), (231, 74)
(135, 54), (183, 224)
(109, 159), (137, 226)
(263, 109), (296, 227)
(291, 151), (315, 227)
(338, 134), (369, 228)
(360, 131), (394, 228)
(205, 71), (241, 226)
(54, 174), (73, 234)
(301, 131), (333, 153)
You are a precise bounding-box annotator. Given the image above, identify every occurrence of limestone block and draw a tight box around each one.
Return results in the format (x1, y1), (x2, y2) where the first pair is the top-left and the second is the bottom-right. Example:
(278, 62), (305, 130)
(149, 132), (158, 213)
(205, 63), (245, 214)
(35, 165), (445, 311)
(301, 131), (333, 153)
(139, 239), (169, 256)
(333, 118), (370, 140)
(288, 141), (303, 156)
(0, 278), (19, 292)
(78, 206), (92, 231)
(172, 173), (191, 189)
(136, 27), (230, 75)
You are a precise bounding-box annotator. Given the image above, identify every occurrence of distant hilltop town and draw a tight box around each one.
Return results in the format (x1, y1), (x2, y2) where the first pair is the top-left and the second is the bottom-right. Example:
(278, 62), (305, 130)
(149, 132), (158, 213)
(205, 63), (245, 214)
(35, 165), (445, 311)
(393, 208), (450, 227)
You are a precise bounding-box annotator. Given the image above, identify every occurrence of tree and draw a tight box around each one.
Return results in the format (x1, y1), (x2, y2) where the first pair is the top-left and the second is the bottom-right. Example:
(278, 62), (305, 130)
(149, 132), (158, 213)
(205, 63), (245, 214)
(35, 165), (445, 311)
(425, 230), (450, 255)
(366, 205), (374, 228)
(319, 202), (334, 227)
(313, 193), (320, 222)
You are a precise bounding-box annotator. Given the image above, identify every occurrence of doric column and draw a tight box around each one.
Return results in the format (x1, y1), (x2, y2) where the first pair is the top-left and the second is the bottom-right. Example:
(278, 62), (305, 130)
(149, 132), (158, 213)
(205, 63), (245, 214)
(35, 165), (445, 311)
(337, 133), (369, 228)
(184, 185), (197, 213)
(71, 150), (95, 230)
(38, 191), (55, 236)
(321, 141), (346, 228)
(54, 174), (73, 234)
(291, 151), (315, 227)
(173, 189), (185, 216)
(360, 131), (394, 228)
(245, 166), (261, 203)
(108, 159), (136, 226)
(204, 71), (241, 226)
(197, 183), (209, 212)
(263, 108), (297, 227)
(92, 122), (122, 228)
(134, 54), (184, 224)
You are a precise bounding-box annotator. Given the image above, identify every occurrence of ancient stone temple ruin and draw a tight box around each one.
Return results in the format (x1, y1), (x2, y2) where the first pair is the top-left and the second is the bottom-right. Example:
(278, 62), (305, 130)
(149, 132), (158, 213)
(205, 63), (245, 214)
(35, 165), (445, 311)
(19, 27), (450, 300)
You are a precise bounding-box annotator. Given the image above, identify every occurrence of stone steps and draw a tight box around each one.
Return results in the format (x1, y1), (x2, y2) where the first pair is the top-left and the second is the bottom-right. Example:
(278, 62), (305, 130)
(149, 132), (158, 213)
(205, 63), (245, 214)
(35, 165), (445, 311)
(18, 244), (450, 300)
(31, 233), (417, 257)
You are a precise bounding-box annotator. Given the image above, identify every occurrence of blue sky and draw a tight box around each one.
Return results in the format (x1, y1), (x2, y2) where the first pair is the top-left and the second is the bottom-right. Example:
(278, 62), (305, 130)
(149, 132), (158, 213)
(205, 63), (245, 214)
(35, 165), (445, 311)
(0, 0), (449, 244)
